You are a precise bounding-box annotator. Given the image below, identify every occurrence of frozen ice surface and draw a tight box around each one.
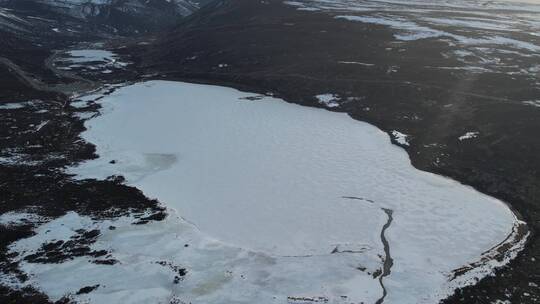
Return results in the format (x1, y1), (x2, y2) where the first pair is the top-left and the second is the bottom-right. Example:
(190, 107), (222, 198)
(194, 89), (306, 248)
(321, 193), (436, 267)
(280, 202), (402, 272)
(523, 100), (540, 108)
(336, 15), (447, 41)
(66, 50), (117, 63)
(0, 211), (43, 227)
(54, 81), (524, 303)
(0, 101), (34, 110)
(5, 211), (383, 304)
(338, 61), (375, 66)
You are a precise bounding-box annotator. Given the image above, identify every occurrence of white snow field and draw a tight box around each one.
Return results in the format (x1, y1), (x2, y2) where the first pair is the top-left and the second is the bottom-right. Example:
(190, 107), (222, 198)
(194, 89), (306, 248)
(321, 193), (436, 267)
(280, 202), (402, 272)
(4, 81), (526, 303)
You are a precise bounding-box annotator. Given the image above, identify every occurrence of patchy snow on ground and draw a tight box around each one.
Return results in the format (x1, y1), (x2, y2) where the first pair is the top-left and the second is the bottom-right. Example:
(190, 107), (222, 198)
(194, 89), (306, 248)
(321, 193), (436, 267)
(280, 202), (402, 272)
(338, 61), (375, 66)
(391, 130), (410, 146)
(523, 100), (540, 108)
(458, 131), (479, 141)
(315, 93), (340, 107)
(0, 211), (43, 227)
(2, 81), (526, 304)
(288, 0), (540, 76)
(336, 15), (447, 41)
(0, 101), (35, 110)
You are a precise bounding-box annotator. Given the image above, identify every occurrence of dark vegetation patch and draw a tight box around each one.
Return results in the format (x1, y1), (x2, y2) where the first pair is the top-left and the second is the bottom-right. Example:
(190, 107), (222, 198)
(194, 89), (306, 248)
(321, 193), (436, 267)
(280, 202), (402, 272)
(0, 285), (57, 304)
(91, 258), (118, 265)
(156, 261), (188, 284)
(75, 285), (99, 295)
(24, 229), (108, 264)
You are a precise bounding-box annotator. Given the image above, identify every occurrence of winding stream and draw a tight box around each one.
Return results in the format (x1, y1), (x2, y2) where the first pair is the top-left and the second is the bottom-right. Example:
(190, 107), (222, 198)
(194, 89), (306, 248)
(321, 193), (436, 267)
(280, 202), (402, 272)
(376, 208), (394, 304)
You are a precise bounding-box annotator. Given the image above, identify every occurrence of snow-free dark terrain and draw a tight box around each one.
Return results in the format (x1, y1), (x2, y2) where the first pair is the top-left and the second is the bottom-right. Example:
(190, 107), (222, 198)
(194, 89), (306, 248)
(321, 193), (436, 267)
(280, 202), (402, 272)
(0, 0), (539, 303)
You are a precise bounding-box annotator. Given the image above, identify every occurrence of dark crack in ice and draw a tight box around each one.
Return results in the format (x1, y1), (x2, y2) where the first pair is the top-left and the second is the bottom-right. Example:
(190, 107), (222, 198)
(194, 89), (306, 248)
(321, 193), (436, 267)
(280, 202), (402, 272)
(376, 208), (394, 304)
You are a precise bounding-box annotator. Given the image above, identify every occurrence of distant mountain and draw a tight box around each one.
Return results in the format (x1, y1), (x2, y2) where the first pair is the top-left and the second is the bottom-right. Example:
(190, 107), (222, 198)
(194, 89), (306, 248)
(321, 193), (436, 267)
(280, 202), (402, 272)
(0, 0), (215, 99)
(0, 0), (211, 34)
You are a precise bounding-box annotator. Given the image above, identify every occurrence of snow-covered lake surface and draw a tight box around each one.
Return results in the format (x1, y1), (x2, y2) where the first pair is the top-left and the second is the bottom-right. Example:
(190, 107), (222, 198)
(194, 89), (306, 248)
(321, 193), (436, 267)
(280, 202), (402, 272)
(66, 50), (117, 63)
(54, 49), (129, 72)
(4, 81), (527, 303)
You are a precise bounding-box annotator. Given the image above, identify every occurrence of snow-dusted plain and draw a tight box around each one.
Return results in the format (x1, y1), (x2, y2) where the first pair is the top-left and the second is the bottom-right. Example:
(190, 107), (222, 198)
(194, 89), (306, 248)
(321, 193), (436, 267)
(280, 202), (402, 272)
(1, 80), (526, 304)
(286, 0), (540, 79)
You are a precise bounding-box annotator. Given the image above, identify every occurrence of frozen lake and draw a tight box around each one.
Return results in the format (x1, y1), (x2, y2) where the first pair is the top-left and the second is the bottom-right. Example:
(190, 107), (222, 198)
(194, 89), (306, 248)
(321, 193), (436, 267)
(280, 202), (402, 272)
(12, 81), (525, 303)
